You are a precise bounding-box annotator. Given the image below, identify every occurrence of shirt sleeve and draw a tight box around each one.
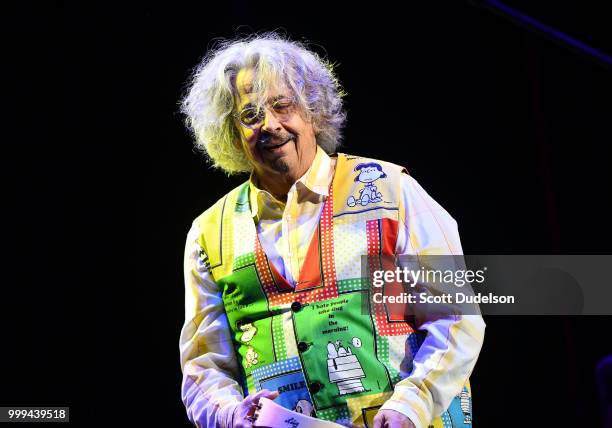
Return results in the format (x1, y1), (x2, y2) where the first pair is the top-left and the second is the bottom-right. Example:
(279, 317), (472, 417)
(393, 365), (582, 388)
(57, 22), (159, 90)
(379, 174), (486, 428)
(179, 222), (244, 428)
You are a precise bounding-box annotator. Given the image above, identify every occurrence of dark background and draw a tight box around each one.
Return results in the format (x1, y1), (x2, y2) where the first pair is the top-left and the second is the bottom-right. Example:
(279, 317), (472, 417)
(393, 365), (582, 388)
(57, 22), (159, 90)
(3, 1), (611, 426)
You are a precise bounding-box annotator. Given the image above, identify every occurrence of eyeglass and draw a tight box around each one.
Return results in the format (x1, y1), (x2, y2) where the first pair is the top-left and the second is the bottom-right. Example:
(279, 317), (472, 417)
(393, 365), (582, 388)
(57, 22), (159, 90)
(233, 96), (296, 129)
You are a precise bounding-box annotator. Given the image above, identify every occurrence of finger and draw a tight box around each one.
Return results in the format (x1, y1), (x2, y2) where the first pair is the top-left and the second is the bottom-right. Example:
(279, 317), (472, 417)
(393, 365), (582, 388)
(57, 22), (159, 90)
(239, 390), (274, 428)
(263, 390), (279, 400)
(372, 413), (384, 428)
(242, 390), (265, 407)
(239, 398), (260, 428)
(251, 389), (279, 404)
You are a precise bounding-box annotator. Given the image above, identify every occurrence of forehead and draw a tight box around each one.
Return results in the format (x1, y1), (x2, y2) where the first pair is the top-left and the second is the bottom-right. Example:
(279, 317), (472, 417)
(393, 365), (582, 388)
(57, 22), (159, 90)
(234, 68), (289, 104)
(234, 68), (255, 98)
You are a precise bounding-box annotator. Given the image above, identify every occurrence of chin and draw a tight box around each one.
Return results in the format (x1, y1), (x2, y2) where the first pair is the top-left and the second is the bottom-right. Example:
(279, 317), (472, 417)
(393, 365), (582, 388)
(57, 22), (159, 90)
(272, 159), (290, 174)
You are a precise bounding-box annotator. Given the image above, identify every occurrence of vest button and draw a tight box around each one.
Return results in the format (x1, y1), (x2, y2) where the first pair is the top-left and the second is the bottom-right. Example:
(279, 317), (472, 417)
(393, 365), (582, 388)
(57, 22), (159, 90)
(291, 301), (302, 312)
(297, 342), (309, 352)
(309, 382), (324, 394)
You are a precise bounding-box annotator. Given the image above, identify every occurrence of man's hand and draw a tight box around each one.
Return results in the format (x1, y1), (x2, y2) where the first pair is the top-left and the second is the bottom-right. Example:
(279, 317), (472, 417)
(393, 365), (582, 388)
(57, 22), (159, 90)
(372, 409), (416, 428)
(231, 389), (279, 428)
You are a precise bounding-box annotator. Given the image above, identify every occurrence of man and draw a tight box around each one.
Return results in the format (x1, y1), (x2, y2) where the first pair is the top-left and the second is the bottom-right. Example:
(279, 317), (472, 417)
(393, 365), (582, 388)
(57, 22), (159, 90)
(179, 34), (485, 428)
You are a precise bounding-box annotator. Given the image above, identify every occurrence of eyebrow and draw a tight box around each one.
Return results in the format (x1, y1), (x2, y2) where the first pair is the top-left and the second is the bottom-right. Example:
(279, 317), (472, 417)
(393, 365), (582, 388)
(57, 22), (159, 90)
(269, 94), (288, 102)
(240, 94), (291, 109)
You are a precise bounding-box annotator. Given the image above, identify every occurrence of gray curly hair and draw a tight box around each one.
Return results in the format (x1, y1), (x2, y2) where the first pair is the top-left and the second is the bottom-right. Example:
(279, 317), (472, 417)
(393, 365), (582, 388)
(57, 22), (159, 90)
(180, 33), (347, 174)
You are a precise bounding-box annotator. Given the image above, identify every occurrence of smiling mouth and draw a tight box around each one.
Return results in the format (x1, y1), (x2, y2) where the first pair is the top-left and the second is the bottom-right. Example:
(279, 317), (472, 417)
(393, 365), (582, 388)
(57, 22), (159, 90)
(262, 137), (294, 153)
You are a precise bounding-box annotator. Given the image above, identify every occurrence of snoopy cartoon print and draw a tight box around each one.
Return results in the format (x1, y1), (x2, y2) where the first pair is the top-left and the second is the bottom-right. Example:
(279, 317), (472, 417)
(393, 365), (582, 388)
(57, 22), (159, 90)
(326, 339), (366, 395)
(347, 162), (387, 207)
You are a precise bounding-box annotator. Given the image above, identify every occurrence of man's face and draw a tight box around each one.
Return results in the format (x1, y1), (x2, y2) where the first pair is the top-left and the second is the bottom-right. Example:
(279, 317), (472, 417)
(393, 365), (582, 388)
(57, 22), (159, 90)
(233, 68), (317, 182)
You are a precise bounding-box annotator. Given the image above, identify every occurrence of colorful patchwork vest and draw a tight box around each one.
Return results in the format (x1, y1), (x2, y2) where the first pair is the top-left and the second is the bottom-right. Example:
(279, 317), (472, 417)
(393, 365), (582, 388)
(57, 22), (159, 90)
(195, 153), (472, 428)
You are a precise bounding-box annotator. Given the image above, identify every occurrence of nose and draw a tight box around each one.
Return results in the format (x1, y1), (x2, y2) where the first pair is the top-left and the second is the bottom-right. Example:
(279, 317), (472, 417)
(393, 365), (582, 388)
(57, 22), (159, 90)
(261, 107), (282, 133)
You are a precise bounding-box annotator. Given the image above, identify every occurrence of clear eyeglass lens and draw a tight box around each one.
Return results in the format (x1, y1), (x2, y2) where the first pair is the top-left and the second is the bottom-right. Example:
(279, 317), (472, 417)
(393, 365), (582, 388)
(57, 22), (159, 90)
(240, 108), (264, 126)
(272, 98), (293, 112)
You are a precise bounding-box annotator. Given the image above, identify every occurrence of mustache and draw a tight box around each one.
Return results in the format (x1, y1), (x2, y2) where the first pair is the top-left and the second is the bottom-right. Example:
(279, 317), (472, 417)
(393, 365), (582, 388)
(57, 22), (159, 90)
(257, 131), (297, 147)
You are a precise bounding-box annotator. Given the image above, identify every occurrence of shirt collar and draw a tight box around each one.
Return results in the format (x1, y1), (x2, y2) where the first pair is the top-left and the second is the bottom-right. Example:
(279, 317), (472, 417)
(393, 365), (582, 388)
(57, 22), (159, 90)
(248, 146), (333, 218)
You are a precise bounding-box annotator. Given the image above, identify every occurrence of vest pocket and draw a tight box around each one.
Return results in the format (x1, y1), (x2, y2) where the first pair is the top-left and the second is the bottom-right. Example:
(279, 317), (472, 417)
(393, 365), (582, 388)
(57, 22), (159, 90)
(292, 291), (393, 410)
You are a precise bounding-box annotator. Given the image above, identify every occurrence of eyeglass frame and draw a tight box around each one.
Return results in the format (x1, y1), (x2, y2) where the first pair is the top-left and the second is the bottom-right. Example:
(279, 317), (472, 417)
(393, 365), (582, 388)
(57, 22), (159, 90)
(232, 95), (298, 129)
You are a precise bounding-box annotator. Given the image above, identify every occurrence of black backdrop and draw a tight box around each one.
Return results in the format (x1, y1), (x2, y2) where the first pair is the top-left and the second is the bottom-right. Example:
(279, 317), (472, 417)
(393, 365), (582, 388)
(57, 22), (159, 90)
(3, 1), (612, 427)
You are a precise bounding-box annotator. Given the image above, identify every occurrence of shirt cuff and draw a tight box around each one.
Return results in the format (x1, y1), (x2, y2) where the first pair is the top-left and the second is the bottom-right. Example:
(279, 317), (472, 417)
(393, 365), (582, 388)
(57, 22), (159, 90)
(219, 401), (240, 428)
(380, 386), (431, 428)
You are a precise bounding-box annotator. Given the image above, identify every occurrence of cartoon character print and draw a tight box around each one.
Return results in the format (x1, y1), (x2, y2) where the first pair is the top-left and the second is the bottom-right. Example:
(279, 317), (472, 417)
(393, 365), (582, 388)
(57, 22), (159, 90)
(293, 399), (315, 417)
(239, 322), (257, 343)
(245, 346), (259, 368)
(326, 339), (366, 395)
(347, 162), (387, 207)
(240, 323), (260, 368)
